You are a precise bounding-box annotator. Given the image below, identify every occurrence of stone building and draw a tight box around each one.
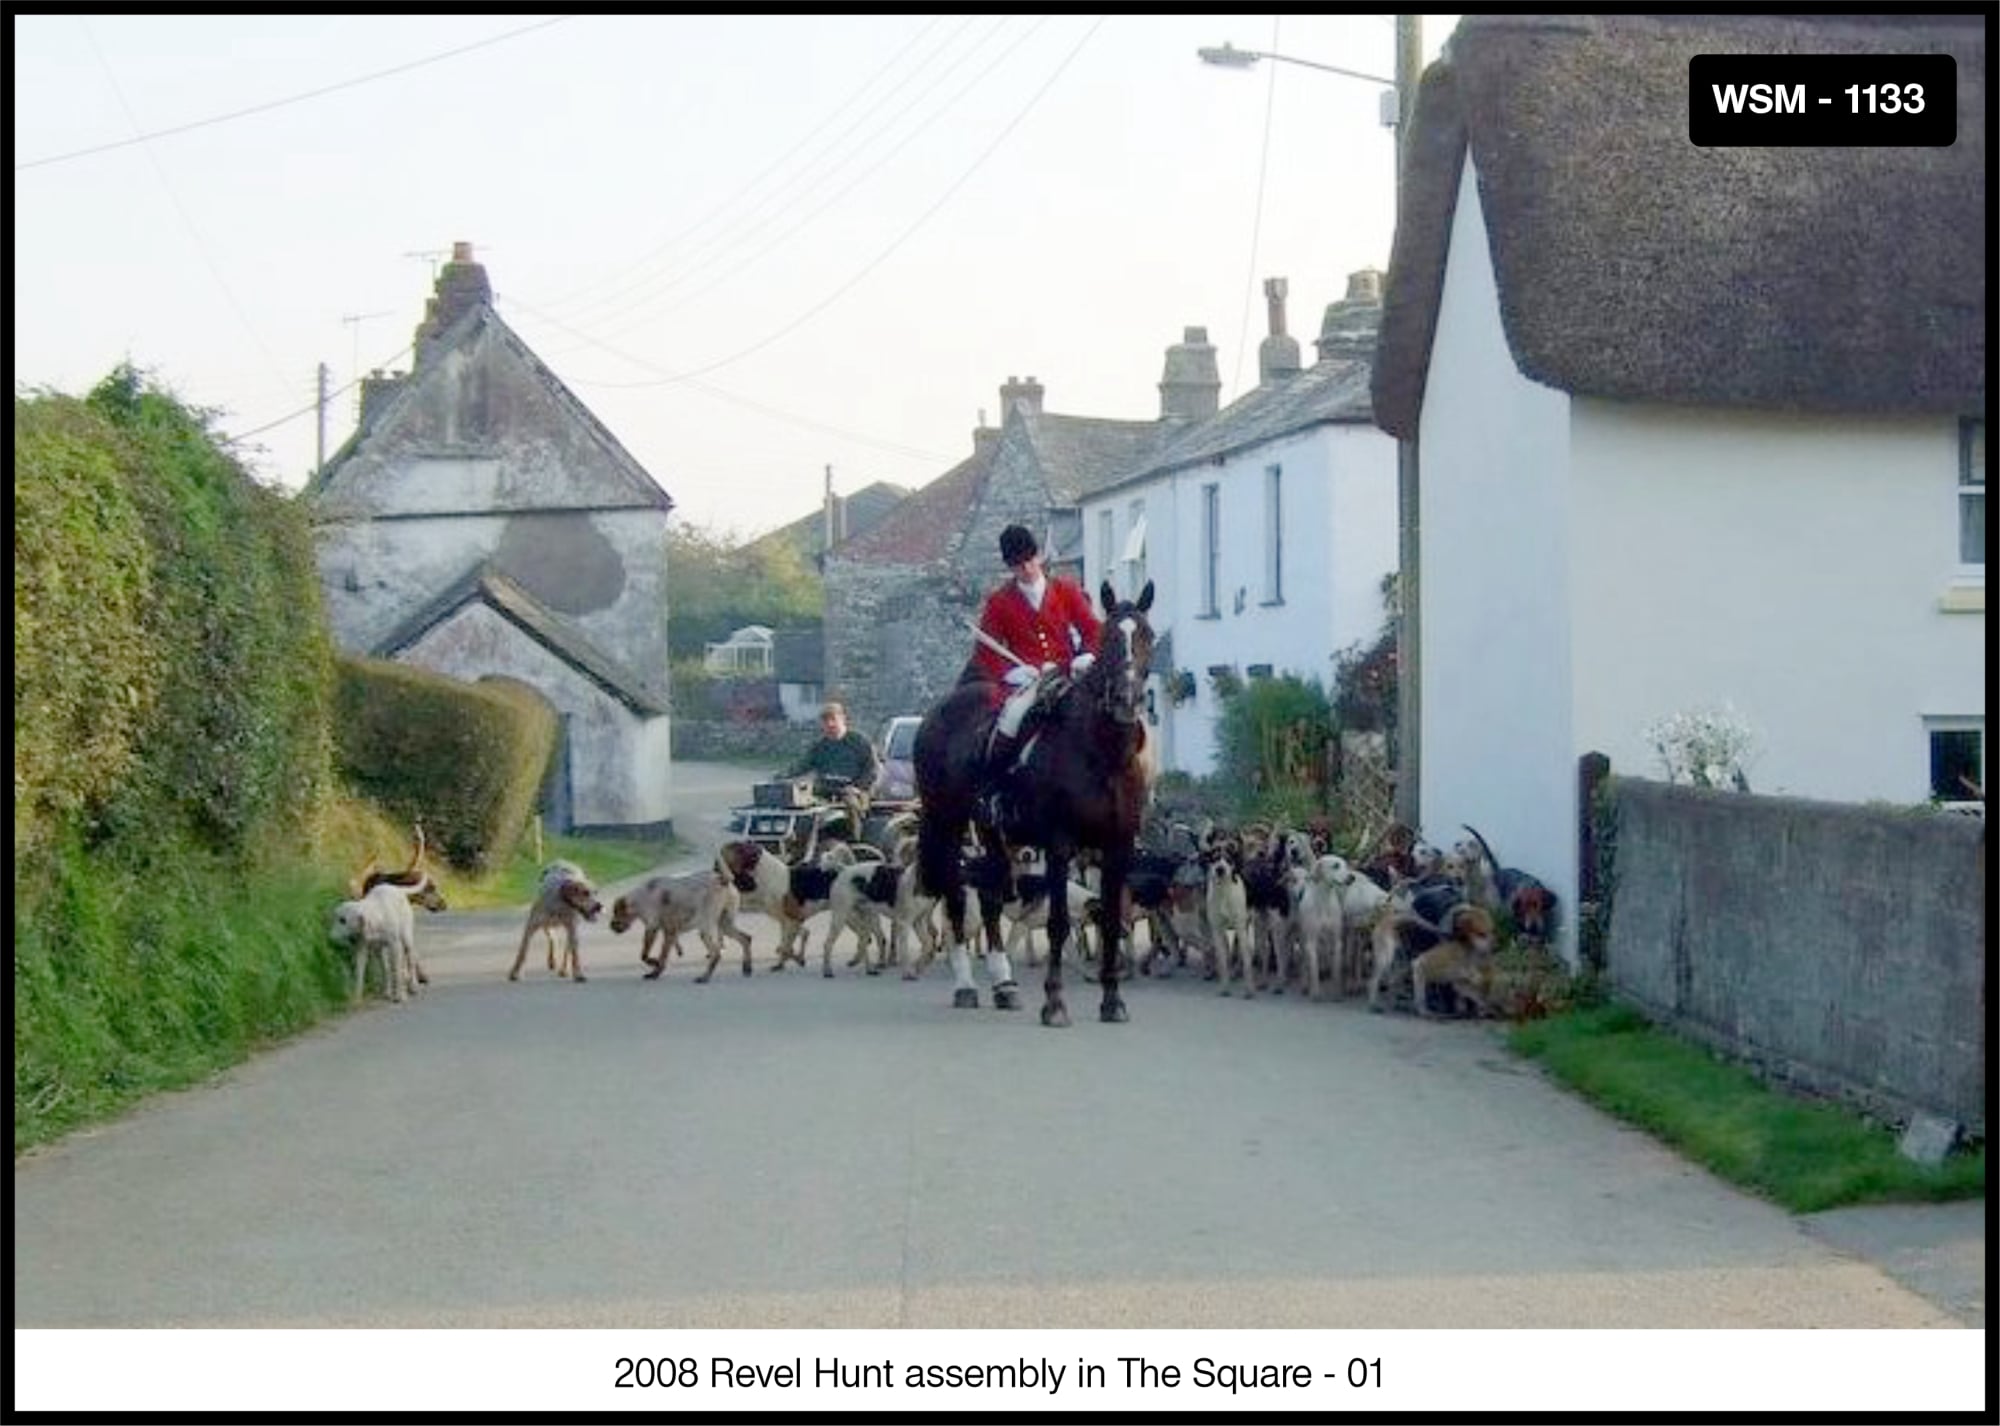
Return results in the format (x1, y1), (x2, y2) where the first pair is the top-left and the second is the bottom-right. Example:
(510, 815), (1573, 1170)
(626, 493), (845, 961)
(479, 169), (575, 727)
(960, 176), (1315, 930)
(304, 242), (675, 835)
(822, 336), (1214, 729)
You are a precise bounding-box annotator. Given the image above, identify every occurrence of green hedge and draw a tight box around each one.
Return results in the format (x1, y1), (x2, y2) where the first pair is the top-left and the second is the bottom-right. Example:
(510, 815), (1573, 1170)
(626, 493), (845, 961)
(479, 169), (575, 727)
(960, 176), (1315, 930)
(15, 368), (336, 869)
(333, 657), (558, 871)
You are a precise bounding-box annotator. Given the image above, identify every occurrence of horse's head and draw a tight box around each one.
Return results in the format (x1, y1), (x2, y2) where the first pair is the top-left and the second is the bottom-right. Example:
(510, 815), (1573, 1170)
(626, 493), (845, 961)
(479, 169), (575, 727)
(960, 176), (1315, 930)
(1090, 579), (1156, 724)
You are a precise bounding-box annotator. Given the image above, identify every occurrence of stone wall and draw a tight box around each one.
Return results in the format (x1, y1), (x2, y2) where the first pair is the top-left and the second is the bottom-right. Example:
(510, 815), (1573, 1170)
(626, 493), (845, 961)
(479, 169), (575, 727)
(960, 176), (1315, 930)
(1602, 779), (1985, 1135)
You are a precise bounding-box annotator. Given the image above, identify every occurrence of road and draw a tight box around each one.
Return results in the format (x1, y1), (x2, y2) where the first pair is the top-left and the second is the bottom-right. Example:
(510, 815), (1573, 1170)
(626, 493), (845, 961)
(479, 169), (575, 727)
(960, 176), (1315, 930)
(11, 763), (1982, 1332)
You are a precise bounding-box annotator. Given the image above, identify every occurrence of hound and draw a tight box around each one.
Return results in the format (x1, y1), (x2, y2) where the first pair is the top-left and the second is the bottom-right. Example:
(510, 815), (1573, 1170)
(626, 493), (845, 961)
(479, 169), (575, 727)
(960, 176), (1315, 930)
(507, 861), (603, 983)
(1205, 846), (1257, 996)
(716, 840), (857, 971)
(1318, 853), (1389, 997)
(609, 869), (754, 983)
(349, 825), (445, 985)
(328, 882), (422, 1004)
(1291, 854), (1350, 1001)
(1411, 905), (1500, 1019)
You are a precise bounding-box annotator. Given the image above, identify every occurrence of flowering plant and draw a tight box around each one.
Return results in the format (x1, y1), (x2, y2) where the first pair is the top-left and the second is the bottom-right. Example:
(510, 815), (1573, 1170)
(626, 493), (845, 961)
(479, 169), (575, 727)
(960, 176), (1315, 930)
(1643, 703), (1757, 790)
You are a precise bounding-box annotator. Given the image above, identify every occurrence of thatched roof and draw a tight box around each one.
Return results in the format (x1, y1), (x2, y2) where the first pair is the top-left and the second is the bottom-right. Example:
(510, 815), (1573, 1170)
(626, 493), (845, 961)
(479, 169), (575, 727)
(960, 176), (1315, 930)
(1373, 13), (1986, 439)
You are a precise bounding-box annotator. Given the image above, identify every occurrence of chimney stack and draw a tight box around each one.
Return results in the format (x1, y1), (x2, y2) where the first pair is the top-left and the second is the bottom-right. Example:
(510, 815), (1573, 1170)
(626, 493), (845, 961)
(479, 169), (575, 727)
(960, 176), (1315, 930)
(412, 239), (493, 367)
(999, 375), (1045, 418)
(1315, 267), (1385, 364)
(1158, 327), (1221, 423)
(1258, 277), (1302, 387)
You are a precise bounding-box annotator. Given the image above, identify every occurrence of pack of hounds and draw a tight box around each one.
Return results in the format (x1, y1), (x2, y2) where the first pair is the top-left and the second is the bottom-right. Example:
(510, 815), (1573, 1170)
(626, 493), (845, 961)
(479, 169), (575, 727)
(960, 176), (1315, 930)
(330, 814), (1558, 1020)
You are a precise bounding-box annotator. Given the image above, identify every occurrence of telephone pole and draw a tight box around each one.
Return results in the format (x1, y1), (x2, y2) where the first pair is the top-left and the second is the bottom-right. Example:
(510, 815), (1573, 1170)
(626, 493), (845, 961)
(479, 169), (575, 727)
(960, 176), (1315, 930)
(1393, 13), (1424, 830)
(316, 362), (331, 476)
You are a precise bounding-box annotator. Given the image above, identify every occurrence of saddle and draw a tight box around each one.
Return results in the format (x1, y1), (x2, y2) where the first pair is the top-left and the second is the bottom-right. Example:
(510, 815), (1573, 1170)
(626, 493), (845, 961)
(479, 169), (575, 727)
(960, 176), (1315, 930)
(978, 673), (1069, 829)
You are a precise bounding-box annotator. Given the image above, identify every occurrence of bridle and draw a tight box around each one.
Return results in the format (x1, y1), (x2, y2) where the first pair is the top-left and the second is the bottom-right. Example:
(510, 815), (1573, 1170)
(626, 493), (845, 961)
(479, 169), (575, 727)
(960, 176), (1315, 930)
(1091, 607), (1152, 725)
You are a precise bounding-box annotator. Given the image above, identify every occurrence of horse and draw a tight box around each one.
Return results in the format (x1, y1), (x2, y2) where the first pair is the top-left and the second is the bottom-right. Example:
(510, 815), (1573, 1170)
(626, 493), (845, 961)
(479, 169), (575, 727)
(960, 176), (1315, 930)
(913, 579), (1157, 1025)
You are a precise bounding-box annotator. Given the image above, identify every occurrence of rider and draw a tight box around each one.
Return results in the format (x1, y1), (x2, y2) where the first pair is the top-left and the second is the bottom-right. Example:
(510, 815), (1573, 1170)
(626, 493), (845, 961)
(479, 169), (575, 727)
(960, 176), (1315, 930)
(974, 524), (1101, 822)
(784, 700), (880, 802)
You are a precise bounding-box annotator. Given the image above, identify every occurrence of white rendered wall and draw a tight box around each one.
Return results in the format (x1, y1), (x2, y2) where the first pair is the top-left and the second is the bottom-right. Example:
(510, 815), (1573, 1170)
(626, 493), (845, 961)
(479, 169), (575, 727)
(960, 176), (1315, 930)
(399, 604), (672, 830)
(1143, 422), (1395, 778)
(1417, 158), (1578, 952)
(1569, 402), (1984, 803)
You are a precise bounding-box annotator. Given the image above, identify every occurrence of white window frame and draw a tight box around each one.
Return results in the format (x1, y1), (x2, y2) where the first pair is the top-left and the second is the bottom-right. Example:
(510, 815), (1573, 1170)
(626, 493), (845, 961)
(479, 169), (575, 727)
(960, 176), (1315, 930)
(1925, 715), (1985, 808)
(1122, 499), (1148, 596)
(1959, 418), (1984, 576)
(1263, 463), (1284, 604)
(1201, 483), (1221, 617)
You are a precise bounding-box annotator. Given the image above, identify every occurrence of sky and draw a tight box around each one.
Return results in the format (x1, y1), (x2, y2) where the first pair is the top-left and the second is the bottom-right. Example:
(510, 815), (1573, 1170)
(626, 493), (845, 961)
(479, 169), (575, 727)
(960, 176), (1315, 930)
(14, 13), (1459, 542)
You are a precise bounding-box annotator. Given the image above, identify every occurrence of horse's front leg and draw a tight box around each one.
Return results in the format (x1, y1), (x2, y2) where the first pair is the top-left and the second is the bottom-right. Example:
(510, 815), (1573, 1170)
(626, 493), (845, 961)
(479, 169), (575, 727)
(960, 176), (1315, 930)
(1097, 849), (1129, 1023)
(1040, 849), (1071, 1028)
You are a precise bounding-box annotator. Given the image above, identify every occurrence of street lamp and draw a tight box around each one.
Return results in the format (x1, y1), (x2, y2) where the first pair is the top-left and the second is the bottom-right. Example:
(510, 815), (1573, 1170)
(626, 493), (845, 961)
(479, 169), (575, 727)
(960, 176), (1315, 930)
(1199, 19), (1429, 830)
(1196, 40), (1396, 90)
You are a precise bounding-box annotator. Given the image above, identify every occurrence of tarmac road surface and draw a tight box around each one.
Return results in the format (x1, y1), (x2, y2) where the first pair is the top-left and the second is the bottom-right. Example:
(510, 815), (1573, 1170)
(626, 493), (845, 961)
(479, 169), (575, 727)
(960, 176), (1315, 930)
(12, 763), (1983, 1333)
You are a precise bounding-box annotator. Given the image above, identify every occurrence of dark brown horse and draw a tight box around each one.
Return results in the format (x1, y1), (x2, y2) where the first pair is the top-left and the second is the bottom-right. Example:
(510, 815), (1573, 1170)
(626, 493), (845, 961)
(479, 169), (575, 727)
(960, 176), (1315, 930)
(913, 579), (1156, 1025)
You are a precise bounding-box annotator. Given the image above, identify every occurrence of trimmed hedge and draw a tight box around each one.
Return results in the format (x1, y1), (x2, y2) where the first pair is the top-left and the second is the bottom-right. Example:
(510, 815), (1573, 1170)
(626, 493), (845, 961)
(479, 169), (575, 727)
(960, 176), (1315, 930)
(333, 657), (558, 870)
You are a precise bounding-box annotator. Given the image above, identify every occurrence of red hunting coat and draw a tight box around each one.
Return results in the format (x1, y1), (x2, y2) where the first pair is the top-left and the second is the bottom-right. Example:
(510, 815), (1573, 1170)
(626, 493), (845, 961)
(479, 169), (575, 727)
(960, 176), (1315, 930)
(974, 577), (1102, 703)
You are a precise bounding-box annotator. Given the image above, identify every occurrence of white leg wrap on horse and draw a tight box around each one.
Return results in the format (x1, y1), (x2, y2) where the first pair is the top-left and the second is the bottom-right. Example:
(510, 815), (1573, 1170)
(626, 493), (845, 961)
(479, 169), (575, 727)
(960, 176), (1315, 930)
(950, 940), (975, 993)
(985, 946), (1015, 988)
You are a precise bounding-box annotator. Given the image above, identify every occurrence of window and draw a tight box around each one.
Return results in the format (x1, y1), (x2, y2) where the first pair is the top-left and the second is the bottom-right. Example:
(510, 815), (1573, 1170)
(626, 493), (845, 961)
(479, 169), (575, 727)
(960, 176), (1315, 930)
(1201, 483), (1221, 616)
(1263, 464), (1284, 603)
(1960, 419), (1984, 570)
(1123, 499), (1148, 595)
(1096, 508), (1115, 586)
(1927, 718), (1984, 804)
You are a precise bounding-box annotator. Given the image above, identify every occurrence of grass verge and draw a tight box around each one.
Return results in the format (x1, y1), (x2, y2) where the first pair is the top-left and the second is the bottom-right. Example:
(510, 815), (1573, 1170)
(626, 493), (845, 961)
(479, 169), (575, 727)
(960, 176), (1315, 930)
(1507, 1003), (1986, 1213)
(14, 843), (353, 1156)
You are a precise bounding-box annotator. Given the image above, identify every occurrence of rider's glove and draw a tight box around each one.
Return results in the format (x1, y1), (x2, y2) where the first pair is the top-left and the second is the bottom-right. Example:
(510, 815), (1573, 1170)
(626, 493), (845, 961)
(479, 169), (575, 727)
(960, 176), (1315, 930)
(1070, 653), (1096, 676)
(1003, 664), (1037, 689)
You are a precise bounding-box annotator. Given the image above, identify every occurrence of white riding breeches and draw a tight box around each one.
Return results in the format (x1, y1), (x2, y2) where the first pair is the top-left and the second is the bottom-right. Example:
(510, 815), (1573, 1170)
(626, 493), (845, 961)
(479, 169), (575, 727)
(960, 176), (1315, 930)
(997, 681), (1039, 738)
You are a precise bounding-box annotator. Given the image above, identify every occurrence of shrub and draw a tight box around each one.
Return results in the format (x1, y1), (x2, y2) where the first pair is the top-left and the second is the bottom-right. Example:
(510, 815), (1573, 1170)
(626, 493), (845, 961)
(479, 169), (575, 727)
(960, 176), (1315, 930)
(13, 394), (159, 857)
(60, 366), (335, 867)
(332, 658), (558, 871)
(1214, 673), (1336, 819)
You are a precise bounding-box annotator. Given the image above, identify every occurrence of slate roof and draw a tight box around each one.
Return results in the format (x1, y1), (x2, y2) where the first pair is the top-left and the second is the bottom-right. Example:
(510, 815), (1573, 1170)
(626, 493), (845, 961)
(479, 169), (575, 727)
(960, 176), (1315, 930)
(747, 480), (914, 558)
(1373, 13), (1987, 439)
(1098, 357), (1377, 495)
(374, 565), (668, 717)
(834, 443), (996, 565)
(306, 302), (672, 512)
(1025, 411), (1171, 504)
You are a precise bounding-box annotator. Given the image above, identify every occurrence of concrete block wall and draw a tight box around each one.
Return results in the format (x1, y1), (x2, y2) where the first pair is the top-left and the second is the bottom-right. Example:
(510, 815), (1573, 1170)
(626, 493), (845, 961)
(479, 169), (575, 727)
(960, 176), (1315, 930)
(1603, 779), (1985, 1135)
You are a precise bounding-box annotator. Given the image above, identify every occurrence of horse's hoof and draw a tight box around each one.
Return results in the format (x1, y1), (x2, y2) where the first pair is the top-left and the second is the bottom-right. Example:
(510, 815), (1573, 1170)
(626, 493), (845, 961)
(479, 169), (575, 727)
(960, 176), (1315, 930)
(823, 968), (835, 979)
(573, 974), (587, 984)
(1041, 1002), (1071, 1028)
(993, 982), (1020, 1011)
(695, 973), (713, 984)
(742, 963), (753, 976)
(644, 966), (663, 981)
(953, 988), (980, 1009)
(902, 971), (919, 982)
(866, 966), (881, 977)
(1100, 999), (1129, 1024)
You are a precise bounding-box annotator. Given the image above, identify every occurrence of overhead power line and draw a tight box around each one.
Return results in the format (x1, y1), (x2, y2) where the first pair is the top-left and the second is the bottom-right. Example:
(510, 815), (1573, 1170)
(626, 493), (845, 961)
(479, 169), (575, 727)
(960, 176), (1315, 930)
(18, 16), (572, 170)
